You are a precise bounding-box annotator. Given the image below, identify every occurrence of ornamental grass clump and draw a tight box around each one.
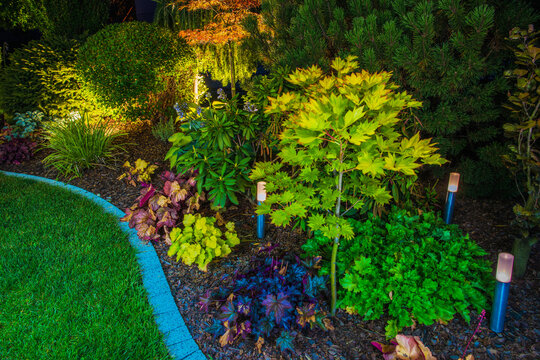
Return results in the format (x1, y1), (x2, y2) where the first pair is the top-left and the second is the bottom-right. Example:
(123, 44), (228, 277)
(42, 112), (125, 179)
(250, 56), (446, 315)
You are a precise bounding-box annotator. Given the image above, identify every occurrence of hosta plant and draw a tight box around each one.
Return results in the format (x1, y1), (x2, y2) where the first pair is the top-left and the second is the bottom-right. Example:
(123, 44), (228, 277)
(0, 138), (37, 164)
(200, 255), (330, 353)
(303, 207), (493, 339)
(121, 170), (203, 242)
(167, 214), (240, 272)
(250, 56), (446, 314)
(117, 158), (158, 186)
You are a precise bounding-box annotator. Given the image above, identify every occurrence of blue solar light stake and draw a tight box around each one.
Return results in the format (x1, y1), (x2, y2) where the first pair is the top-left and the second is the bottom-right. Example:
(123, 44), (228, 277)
(444, 172), (460, 224)
(256, 181), (266, 239)
(490, 253), (514, 333)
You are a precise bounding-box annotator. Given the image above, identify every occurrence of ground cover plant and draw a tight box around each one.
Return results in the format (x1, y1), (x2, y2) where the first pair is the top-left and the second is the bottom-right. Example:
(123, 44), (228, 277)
(201, 255), (330, 353)
(0, 173), (172, 359)
(121, 170), (204, 242)
(303, 207), (494, 339)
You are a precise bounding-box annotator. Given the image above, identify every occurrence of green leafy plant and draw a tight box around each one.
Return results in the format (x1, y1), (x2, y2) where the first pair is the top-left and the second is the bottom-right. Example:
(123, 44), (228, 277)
(118, 159), (159, 186)
(0, 37), (90, 118)
(0, 0), (108, 39)
(41, 113), (126, 179)
(166, 95), (265, 207)
(303, 207), (493, 339)
(167, 213), (240, 272)
(77, 22), (195, 122)
(251, 57), (446, 315)
(245, 0), (540, 197)
(151, 116), (176, 142)
(502, 25), (540, 278)
(3, 111), (45, 141)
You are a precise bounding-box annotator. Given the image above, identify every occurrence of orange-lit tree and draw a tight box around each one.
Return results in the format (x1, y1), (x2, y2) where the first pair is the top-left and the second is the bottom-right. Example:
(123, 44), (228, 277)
(176, 0), (260, 97)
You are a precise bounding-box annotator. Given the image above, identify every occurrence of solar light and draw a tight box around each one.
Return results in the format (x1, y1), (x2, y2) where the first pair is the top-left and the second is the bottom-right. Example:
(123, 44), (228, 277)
(490, 253), (514, 333)
(256, 181), (266, 238)
(444, 172), (460, 224)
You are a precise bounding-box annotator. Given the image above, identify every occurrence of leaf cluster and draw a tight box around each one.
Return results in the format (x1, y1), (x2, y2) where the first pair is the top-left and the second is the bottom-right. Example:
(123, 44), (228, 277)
(121, 170), (203, 243)
(302, 207), (493, 339)
(0, 138), (36, 164)
(251, 57), (445, 240)
(167, 213), (240, 272)
(166, 97), (266, 207)
(2, 111), (44, 141)
(117, 159), (159, 187)
(200, 255), (330, 353)
(502, 26), (540, 235)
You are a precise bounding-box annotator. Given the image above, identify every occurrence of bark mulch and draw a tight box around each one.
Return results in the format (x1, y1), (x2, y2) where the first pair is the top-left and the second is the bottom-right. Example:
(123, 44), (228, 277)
(2, 123), (538, 360)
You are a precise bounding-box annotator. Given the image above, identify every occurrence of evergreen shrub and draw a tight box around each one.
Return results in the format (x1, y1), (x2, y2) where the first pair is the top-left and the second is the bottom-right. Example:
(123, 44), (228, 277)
(77, 22), (196, 122)
(0, 37), (87, 119)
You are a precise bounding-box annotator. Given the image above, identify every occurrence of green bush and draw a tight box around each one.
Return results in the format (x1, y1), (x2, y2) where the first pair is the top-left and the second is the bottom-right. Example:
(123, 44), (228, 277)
(77, 22), (196, 122)
(302, 207), (493, 339)
(0, 0), (108, 39)
(0, 37), (89, 119)
(42, 113), (126, 179)
(166, 94), (266, 208)
(245, 0), (540, 197)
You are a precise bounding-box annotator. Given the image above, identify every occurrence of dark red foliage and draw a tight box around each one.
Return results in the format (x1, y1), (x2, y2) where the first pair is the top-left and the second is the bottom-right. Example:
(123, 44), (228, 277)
(0, 138), (36, 165)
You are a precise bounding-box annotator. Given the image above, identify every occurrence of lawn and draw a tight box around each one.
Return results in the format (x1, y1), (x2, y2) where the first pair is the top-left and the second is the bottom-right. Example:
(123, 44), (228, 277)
(0, 173), (172, 360)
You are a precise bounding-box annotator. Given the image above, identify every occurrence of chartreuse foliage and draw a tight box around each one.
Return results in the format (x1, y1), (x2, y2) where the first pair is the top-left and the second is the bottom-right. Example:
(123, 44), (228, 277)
(303, 208), (493, 339)
(502, 26), (540, 278)
(200, 255), (330, 353)
(118, 159), (159, 186)
(0, 37), (90, 119)
(167, 214), (240, 272)
(250, 56), (446, 314)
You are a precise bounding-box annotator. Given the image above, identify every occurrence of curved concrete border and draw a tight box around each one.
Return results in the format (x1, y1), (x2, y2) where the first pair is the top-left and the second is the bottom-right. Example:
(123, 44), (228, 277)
(1, 171), (206, 360)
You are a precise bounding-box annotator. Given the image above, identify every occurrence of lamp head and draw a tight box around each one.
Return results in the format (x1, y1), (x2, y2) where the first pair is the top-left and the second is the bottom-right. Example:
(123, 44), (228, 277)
(496, 252), (514, 283)
(448, 172), (460, 192)
(257, 181), (266, 202)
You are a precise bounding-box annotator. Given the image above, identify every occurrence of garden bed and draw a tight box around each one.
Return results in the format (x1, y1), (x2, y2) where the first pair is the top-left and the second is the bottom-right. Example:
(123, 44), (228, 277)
(1, 122), (539, 360)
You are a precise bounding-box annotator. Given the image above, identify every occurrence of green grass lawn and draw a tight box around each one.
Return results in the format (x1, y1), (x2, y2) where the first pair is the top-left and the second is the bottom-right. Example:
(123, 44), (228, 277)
(0, 174), (172, 360)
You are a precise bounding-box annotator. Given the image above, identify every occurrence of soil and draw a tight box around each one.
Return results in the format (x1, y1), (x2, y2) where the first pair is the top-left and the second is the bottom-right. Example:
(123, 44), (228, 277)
(2, 123), (539, 360)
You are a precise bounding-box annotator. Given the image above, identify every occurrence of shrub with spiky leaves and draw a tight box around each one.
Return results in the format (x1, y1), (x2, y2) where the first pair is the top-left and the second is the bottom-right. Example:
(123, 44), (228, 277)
(200, 255), (331, 353)
(121, 170), (204, 242)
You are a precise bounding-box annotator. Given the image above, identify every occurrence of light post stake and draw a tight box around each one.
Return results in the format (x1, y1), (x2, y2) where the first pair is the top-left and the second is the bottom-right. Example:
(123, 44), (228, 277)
(490, 252), (514, 333)
(256, 181), (266, 239)
(444, 172), (460, 224)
